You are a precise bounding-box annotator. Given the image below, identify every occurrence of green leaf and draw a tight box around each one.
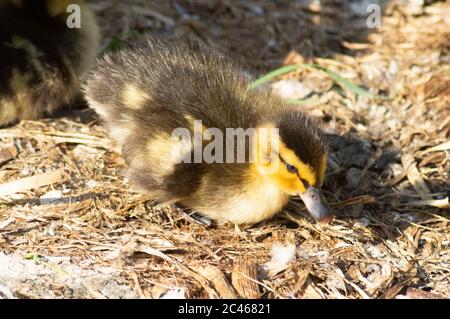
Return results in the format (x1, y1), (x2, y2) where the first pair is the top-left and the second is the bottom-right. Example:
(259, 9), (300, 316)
(24, 252), (37, 260)
(285, 98), (315, 105)
(310, 64), (373, 98)
(249, 63), (372, 98)
(248, 64), (313, 90)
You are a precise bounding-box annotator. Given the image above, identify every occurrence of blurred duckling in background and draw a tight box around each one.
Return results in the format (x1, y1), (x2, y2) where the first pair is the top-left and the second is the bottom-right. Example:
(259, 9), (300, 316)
(0, 0), (99, 126)
(84, 38), (332, 225)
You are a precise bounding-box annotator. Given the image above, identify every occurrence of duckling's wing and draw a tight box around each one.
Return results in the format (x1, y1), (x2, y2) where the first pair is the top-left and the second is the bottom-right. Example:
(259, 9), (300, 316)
(85, 61), (206, 201)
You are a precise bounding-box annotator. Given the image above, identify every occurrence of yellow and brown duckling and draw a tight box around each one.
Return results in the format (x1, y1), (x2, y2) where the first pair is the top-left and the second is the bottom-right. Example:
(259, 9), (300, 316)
(0, 0), (99, 126)
(84, 38), (332, 225)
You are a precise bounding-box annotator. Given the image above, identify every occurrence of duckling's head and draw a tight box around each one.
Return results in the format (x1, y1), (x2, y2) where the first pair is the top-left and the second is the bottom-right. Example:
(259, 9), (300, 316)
(253, 111), (332, 223)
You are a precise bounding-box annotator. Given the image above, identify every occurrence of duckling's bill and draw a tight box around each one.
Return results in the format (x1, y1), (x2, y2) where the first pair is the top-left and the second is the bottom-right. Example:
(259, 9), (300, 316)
(298, 186), (333, 223)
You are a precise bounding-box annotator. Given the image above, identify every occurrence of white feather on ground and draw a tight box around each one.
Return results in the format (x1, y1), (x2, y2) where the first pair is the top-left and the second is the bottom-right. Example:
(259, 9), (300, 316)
(262, 243), (297, 276)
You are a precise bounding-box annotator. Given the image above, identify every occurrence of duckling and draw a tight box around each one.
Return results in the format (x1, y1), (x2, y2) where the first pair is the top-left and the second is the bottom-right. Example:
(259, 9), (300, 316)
(84, 38), (332, 225)
(0, 0), (100, 126)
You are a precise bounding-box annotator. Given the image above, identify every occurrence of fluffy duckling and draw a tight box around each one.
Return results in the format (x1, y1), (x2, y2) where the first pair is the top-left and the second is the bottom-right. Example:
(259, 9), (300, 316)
(0, 0), (99, 126)
(84, 38), (332, 225)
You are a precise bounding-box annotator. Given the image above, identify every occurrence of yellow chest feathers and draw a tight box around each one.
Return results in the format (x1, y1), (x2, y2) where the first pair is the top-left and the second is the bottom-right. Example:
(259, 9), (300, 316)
(213, 175), (290, 225)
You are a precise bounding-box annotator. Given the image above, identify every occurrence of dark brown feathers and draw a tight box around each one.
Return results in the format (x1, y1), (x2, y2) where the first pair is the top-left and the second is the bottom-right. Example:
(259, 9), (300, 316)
(0, 0), (99, 126)
(277, 111), (328, 173)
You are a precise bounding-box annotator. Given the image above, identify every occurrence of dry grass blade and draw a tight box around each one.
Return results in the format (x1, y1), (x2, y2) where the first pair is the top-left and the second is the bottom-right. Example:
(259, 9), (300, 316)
(403, 198), (449, 209)
(419, 141), (450, 155)
(32, 131), (111, 148)
(131, 6), (175, 27)
(402, 154), (433, 201)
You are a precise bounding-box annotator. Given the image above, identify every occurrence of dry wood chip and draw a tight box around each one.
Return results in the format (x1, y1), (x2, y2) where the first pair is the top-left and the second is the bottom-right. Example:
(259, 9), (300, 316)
(138, 246), (219, 298)
(0, 146), (18, 167)
(231, 259), (261, 299)
(191, 265), (238, 299)
(0, 169), (67, 197)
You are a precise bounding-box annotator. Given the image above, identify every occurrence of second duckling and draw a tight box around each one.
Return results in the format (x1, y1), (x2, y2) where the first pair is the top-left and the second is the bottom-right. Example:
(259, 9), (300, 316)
(0, 0), (99, 126)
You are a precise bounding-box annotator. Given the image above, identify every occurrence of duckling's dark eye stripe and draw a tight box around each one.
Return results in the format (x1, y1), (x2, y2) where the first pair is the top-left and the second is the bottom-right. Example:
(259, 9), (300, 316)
(301, 178), (310, 188)
(278, 154), (288, 165)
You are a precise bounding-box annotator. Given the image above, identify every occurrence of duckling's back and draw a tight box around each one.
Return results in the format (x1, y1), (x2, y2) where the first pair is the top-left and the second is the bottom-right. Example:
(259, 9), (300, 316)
(85, 38), (274, 134)
(0, 0), (99, 126)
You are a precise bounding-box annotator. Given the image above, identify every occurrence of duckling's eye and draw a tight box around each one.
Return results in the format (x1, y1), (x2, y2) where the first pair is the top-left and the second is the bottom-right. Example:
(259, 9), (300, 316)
(286, 164), (297, 174)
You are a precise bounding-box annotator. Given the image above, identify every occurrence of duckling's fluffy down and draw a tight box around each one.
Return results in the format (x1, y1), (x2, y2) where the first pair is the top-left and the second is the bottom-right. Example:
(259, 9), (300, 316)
(84, 37), (328, 224)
